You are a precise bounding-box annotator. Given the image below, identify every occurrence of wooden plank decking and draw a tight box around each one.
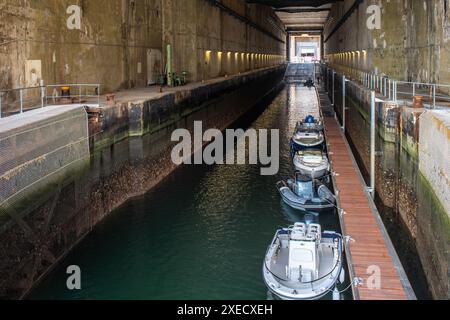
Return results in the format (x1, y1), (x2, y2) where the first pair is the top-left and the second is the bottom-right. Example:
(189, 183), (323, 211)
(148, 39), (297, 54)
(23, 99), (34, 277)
(323, 117), (409, 300)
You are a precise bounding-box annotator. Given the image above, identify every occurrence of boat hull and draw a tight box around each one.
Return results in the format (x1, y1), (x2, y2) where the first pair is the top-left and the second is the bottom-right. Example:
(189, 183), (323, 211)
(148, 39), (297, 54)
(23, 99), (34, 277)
(277, 185), (335, 213)
(293, 157), (329, 179)
(291, 138), (325, 151)
(264, 277), (333, 301)
(267, 289), (331, 301)
(263, 231), (343, 301)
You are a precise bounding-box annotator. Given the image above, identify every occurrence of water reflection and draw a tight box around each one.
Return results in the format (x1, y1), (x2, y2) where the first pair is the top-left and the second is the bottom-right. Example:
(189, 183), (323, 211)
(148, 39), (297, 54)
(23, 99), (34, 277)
(30, 84), (350, 300)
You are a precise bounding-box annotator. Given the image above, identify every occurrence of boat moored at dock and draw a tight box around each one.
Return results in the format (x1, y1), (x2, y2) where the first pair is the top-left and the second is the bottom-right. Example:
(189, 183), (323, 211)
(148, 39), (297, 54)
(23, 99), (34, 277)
(293, 149), (330, 179)
(296, 116), (324, 132)
(291, 130), (325, 152)
(290, 116), (325, 153)
(276, 174), (336, 213)
(263, 223), (344, 300)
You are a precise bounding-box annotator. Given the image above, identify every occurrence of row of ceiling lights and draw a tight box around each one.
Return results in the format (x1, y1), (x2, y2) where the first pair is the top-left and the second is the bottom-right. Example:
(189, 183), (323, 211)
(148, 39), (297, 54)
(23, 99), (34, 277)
(205, 50), (284, 59)
(326, 50), (368, 59)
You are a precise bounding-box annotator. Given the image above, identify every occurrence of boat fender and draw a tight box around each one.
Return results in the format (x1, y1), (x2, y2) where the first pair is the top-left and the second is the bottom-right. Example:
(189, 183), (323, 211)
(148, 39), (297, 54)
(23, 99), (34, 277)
(339, 269), (346, 284)
(287, 179), (294, 188)
(332, 287), (341, 301)
(318, 185), (335, 204)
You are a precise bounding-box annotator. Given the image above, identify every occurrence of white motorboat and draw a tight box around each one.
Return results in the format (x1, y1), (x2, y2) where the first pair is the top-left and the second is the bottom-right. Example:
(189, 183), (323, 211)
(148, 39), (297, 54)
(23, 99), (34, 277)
(263, 223), (344, 300)
(296, 117), (324, 132)
(293, 149), (330, 179)
(291, 129), (325, 151)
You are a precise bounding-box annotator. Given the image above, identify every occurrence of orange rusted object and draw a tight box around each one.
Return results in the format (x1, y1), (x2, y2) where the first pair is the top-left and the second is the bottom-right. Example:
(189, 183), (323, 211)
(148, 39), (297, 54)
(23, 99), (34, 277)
(413, 95), (424, 109)
(61, 86), (71, 97)
(106, 93), (116, 106)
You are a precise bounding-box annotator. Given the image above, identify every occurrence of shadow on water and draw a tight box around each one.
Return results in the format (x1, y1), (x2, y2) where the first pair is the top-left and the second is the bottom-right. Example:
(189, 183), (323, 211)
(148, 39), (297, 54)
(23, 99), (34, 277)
(29, 83), (352, 300)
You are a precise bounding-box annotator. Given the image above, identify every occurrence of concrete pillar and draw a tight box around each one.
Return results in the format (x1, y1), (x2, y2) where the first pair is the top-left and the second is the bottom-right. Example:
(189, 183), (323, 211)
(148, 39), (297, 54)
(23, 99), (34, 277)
(162, 0), (199, 82)
(290, 36), (296, 62)
(162, 0), (174, 80)
(121, 0), (131, 89)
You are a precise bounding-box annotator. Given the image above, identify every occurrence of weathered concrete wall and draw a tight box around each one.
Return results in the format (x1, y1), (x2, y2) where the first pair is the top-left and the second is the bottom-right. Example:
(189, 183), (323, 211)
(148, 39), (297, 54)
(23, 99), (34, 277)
(419, 110), (450, 217)
(0, 105), (90, 216)
(324, 0), (450, 85)
(0, 0), (163, 92)
(0, 65), (286, 299)
(162, 0), (286, 82)
(0, 0), (285, 95)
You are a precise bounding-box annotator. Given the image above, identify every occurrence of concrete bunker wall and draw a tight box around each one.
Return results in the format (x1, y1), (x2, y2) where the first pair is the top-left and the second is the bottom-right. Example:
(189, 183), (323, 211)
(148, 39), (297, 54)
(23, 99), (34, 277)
(0, 0), (286, 95)
(0, 65), (286, 299)
(323, 0), (450, 86)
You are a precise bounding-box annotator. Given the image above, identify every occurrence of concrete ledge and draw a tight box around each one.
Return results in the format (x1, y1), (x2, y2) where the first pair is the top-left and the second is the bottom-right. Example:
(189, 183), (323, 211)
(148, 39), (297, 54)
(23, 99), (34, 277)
(419, 110), (450, 217)
(0, 105), (90, 215)
(89, 65), (287, 152)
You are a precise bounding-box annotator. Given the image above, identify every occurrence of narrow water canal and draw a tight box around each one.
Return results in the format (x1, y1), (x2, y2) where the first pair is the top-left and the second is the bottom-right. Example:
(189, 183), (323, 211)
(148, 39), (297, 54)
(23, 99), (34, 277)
(30, 84), (351, 300)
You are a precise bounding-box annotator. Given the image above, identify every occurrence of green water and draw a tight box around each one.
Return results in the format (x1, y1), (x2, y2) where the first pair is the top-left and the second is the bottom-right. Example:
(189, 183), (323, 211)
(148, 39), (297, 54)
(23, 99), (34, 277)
(30, 84), (349, 300)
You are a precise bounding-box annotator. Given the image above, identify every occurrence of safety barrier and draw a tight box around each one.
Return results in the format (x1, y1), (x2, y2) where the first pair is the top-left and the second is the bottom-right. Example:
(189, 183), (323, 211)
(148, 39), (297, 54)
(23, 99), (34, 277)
(320, 64), (450, 109)
(0, 84), (100, 118)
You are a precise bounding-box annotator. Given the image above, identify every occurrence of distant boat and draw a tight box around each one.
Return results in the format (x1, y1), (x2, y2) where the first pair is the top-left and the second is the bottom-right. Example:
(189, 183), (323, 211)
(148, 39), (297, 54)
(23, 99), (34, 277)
(293, 149), (330, 179)
(296, 115), (324, 132)
(263, 223), (344, 300)
(291, 130), (325, 152)
(276, 173), (335, 213)
(290, 116), (325, 152)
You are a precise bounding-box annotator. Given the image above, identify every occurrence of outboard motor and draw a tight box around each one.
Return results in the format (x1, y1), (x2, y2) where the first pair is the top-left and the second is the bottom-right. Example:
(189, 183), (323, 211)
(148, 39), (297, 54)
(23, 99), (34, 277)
(294, 174), (314, 199)
(333, 287), (341, 301)
(305, 115), (315, 124)
(304, 78), (315, 88)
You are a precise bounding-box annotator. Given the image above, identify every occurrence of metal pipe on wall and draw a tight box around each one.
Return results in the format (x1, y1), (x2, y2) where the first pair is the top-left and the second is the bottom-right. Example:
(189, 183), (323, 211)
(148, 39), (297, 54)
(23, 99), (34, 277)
(20, 89), (23, 114)
(332, 71), (335, 106)
(342, 75), (346, 131)
(370, 90), (376, 198)
(167, 44), (173, 87)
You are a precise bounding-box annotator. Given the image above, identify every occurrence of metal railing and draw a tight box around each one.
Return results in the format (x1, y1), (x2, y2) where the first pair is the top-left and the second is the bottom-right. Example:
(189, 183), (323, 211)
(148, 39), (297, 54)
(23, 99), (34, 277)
(322, 64), (450, 109)
(320, 63), (450, 199)
(319, 64), (385, 198)
(0, 84), (101, 119)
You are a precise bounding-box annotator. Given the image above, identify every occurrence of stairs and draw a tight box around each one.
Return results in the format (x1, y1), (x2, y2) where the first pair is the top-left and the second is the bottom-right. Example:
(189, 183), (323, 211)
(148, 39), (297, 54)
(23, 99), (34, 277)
(285, 63), (316, 83)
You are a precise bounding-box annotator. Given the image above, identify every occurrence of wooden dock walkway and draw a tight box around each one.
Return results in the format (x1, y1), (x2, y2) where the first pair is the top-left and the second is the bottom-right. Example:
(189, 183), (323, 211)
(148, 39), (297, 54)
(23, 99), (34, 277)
(319, 92), (415, 300)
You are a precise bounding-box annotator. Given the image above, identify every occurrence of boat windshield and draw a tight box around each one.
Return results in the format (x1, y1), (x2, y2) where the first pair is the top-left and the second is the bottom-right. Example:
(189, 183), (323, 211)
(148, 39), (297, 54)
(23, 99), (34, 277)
(300, 150), (322, 157)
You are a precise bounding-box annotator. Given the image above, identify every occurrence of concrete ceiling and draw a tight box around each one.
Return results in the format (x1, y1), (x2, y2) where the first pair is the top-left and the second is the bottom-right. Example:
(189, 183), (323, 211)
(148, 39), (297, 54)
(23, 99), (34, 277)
(246, 0), (341, 32)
